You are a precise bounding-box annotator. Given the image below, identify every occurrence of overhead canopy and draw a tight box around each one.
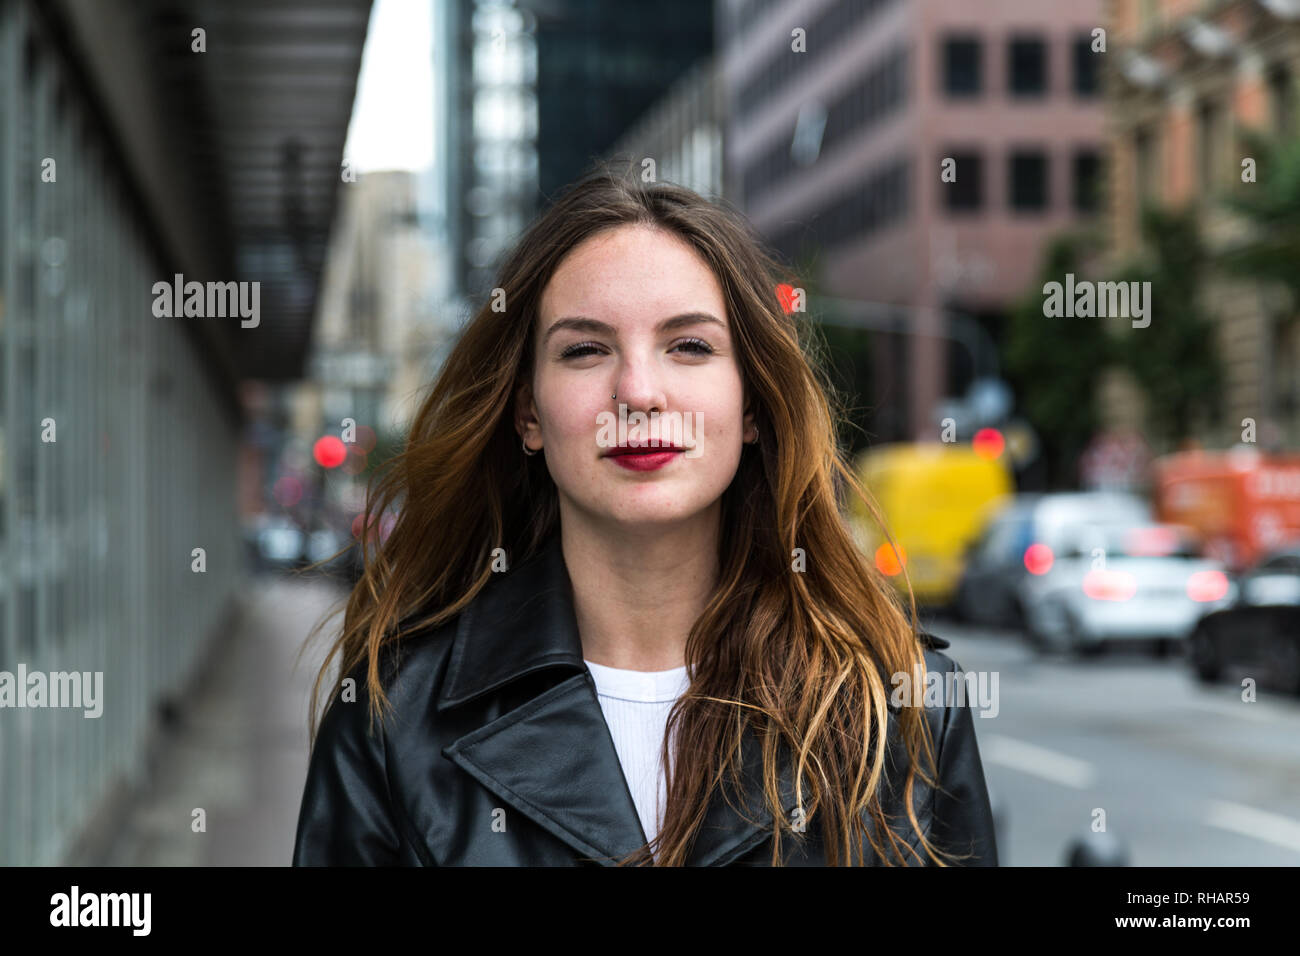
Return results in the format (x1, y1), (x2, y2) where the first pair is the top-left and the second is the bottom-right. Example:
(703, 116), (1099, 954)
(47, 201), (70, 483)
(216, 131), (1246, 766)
(47, 0), (373, 383)
(153, 0), (372, 381)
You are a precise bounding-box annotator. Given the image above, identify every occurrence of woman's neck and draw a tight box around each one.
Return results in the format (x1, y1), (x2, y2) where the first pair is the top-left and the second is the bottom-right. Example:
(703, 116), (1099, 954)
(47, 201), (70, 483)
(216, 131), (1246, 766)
(560, 511), (720, 672)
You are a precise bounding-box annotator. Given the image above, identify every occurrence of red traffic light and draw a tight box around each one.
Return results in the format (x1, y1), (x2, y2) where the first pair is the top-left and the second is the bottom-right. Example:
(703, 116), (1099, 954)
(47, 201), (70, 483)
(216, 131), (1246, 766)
(313, 435), (347, 469)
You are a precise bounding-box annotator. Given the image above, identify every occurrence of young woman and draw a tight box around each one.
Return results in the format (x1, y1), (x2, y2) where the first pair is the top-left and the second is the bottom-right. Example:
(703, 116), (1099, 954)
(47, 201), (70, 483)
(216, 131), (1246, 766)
(292, 163), (998, 867)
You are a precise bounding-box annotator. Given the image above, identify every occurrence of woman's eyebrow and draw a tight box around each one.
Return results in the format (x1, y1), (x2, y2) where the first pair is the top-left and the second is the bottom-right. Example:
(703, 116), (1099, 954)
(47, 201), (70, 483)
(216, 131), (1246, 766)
(543, 312), (724, 345)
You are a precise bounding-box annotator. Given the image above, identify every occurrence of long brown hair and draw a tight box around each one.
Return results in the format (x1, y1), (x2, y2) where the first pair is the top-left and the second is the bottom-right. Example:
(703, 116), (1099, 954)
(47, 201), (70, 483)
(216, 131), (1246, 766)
(301, 159), (965, 866)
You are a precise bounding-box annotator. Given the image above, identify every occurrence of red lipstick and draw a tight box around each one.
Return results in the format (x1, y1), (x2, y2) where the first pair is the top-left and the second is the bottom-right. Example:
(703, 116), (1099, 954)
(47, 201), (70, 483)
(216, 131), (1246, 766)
(603, 442), (684, 472)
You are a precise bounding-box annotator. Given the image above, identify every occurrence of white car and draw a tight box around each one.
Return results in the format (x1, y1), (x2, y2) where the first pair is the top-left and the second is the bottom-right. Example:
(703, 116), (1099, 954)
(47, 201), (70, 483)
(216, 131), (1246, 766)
(955, 491), (1154, 629)
(256, 519), (305, 568)
(1019, 520), (1233, 656)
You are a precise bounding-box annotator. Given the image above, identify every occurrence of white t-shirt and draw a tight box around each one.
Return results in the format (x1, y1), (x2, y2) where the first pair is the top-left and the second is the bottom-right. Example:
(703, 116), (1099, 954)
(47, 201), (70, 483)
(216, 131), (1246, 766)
(583, 658), (690, 855)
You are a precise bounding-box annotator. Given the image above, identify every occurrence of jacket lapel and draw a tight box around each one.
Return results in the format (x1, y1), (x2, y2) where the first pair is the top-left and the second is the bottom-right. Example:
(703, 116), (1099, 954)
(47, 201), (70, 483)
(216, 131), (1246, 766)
(437, 533), (650, 864)
(443, 669), (651, 863)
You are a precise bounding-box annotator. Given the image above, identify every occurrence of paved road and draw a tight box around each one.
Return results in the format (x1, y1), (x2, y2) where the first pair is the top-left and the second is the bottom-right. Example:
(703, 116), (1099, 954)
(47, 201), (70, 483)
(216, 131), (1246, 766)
(925, 613), (1300, 866)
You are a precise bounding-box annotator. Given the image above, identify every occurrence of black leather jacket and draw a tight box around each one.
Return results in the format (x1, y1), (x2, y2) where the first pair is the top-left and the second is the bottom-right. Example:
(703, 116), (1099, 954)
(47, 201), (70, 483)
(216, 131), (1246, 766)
(292, 532), (999, 866)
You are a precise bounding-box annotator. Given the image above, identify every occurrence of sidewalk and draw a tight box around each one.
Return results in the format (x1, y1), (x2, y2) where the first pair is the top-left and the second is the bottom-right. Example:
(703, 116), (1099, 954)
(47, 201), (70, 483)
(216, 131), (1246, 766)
(85, 573), (348, 866)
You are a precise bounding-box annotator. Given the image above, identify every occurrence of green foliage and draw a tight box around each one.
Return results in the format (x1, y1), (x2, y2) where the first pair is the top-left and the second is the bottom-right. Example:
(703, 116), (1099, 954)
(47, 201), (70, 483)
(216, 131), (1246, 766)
(1113, 204), (1223, 444)
(361, 424), (406, 484)
(1003, 231), (1113, 487)
(780, 249), (880, 458)
(1219, 125), (1300, 327)
(815, 323), (877, 457)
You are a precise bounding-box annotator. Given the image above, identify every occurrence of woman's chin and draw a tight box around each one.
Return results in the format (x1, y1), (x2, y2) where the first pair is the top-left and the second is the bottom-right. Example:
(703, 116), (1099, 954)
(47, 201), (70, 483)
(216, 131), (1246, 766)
(591, 499), (714, 535)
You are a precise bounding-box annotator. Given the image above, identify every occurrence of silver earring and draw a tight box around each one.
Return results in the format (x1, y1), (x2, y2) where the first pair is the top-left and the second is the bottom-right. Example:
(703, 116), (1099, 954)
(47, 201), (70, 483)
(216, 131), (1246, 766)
(522, 437), (539, 456)
(612, 393), (617, 400)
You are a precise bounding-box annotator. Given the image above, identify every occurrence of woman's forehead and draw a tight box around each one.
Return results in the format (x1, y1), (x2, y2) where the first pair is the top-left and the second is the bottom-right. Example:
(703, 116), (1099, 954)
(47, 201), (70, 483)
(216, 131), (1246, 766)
(540, 231), (726, 328)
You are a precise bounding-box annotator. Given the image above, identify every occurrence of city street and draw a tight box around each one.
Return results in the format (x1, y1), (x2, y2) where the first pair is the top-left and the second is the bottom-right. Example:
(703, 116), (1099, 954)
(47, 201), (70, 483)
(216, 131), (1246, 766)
(11, 0), (1300, 900)
(927, 614), (1300, 866)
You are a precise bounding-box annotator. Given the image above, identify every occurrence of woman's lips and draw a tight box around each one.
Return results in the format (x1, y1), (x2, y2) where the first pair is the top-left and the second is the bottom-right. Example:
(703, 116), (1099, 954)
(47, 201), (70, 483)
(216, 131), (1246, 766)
(604, 448), (682, 471)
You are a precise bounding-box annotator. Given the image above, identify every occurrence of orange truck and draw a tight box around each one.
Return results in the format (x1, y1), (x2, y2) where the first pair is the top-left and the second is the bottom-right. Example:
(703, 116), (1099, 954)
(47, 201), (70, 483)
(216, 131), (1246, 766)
(1151, 447), (1300, 572)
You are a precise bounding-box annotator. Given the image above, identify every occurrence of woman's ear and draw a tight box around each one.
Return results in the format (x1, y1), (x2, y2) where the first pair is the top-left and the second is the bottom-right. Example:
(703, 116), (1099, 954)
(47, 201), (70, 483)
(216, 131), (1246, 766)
(516, 379), (540, 444)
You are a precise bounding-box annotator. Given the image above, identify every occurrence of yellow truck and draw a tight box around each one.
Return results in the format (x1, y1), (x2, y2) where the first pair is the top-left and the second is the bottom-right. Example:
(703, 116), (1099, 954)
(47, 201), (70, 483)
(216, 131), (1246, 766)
(846, 441), (1014, 607)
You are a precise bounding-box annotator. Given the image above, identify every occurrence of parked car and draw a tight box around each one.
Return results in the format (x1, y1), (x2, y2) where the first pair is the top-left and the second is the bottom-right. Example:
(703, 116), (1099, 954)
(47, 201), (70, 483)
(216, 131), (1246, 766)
(306, 527), (351, 571)
(953, 491), (1154, 629)
(1187, 542), (1300, 694)
(1016, 519), (1232, 656)
(255, 517), (306, 571)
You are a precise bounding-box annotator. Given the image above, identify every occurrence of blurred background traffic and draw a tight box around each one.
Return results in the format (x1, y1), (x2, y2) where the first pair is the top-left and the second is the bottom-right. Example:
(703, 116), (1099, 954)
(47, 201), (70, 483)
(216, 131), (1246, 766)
(1, 0), (1297, 866)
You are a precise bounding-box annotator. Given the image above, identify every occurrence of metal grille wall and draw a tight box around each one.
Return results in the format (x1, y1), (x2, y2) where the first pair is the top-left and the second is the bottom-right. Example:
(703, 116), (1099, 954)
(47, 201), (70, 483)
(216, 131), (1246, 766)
(0, 0), (242, 865)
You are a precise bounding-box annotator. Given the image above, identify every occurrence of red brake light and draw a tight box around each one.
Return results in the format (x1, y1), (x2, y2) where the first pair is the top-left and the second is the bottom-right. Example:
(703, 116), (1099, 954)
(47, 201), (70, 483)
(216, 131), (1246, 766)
(1024, 542), (1054, 575)
(1187, 569), (1228, 602)
(1082, 569), (1137, 601)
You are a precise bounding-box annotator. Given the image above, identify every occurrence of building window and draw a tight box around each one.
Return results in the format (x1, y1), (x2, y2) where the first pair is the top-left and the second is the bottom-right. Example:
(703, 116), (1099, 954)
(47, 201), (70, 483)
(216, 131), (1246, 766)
(1073, 149), (1102, 213)
(1135, 125), (1157, 207)
(1073, 35), (1099, 96)
(1270, 65), (1294, 137)
(943, 36), (981, 97)
(1275, 320), (1300, 419)
(1009, 150), (1048, 210)
(742, 45), (909, 207)
(1197, 98), (1224, 191)
(1009, 36), (1047, 97)
(768, 155), (911, 258)
(944, 151), (983, 212)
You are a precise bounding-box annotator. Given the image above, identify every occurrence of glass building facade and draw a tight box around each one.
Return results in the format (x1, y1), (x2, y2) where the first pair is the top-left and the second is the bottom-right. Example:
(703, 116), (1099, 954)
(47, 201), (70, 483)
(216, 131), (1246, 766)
(0, 0), (242, 865)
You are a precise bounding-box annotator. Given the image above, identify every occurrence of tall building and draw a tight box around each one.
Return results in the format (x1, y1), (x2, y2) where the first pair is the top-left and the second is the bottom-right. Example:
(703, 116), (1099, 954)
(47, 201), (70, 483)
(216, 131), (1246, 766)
(419, 0), (540, 306)
(308, 170), (437, 453)
(1106, 0), (1300, 451)
(721, 0), (1105, 442)
(528, 0), (714, 202)
(421, 0), (470, 374)
(608, 56), (727, 200)
(428, 0), (716, 304)
(460, 0), (540, 300)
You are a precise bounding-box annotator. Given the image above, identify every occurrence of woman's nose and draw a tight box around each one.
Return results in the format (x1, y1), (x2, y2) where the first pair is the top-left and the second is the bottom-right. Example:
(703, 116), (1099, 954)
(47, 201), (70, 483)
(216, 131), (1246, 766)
(613, 357), (667, 413)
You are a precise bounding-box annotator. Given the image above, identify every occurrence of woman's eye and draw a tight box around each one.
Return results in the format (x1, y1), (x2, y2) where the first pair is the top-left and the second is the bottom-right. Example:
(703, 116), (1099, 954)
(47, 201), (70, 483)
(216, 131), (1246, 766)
(561, 339), (713, 359)
(673, 338), (714, 356)
(559, 341), (602, 358)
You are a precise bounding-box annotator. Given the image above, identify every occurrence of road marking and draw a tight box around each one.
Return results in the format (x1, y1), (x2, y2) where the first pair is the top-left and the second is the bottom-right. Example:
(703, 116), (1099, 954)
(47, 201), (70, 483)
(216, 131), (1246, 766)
(1204, 800), (1300, 855)
(979, 734), (1097, 789)
(1185, 696), (1274, 723)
